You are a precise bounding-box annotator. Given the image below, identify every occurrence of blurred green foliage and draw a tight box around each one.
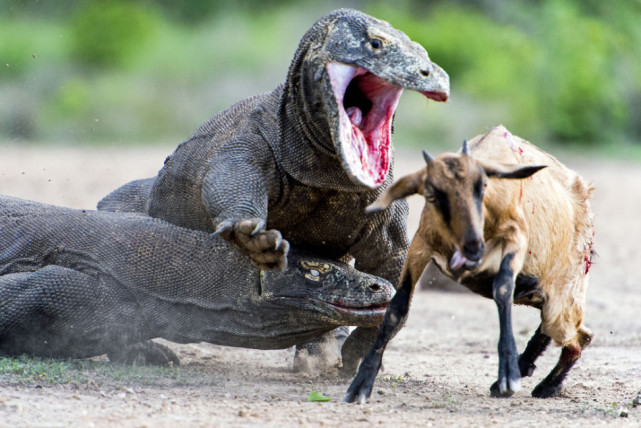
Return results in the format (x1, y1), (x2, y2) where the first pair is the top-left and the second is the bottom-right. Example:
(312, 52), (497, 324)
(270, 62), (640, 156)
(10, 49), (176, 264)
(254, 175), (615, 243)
(69, 1), (160, 68)
(0, 20), (65, 78)
(0, 0), (640, 147)
(372, 0), (641, 143)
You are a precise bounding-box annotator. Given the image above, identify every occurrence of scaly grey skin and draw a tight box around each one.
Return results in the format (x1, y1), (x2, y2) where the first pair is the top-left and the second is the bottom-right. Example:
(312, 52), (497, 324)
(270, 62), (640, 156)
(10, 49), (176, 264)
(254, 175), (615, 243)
(0, 195), (394, 364)
(98, 9), (449, 373)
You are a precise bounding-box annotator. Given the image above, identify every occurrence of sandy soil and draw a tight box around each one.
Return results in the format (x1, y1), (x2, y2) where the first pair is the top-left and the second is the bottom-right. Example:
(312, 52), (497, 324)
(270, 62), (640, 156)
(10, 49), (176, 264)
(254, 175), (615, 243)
(0, 144), (640, 427)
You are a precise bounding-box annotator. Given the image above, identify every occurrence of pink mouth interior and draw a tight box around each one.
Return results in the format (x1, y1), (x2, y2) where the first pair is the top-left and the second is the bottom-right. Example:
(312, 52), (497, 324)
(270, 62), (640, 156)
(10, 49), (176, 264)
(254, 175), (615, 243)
(327, 62), (448, 188)
(450, 248), (482, 271)
(327, 62), (403, 188)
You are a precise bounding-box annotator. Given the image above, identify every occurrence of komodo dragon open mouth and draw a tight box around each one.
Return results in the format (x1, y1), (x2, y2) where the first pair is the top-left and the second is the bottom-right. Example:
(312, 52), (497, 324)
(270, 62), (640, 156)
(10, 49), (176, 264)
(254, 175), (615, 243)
(327, 62), (448, 188)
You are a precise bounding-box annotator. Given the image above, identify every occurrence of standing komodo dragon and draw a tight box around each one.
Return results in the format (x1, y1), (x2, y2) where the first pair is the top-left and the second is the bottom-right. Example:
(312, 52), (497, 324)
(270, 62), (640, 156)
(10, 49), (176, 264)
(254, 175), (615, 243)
(98, 8), (449, 372)
(0, 195), (394, 364)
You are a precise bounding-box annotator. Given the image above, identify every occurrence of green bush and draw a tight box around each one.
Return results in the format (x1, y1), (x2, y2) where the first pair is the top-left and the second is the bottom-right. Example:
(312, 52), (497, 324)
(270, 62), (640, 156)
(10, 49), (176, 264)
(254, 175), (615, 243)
(1, 1), (639, 146)
(0, 20), (66, 78)
(374, 5), (542, 137)
(69, 0), (160, 68)
(370, 0), (637, 143)
(534, 0), (626, 142)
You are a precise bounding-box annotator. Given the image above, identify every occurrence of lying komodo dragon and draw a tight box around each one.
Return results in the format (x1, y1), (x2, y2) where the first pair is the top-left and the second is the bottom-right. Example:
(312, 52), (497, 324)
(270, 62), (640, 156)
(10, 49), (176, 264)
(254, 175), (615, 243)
(98, 8), (449, 371)
(0, 195), (394, 364)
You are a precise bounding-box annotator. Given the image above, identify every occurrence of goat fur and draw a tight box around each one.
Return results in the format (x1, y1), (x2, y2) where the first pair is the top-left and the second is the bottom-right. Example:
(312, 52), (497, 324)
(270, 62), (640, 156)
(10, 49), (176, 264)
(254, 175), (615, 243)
(404, 126), (593, 347)
(345, 125), (594, 402)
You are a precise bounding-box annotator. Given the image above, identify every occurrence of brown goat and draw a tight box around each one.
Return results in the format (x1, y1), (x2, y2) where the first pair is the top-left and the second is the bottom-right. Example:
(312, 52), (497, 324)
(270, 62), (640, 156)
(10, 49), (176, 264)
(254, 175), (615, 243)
(345, 125), (594, 403)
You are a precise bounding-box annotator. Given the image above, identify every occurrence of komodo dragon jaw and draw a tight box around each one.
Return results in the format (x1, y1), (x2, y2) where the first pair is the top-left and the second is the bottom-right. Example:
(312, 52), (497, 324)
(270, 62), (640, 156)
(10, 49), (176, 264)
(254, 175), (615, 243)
(280, 9), (449, 191)
(260, 257), (395, 327)
(320, 11), (450, 189)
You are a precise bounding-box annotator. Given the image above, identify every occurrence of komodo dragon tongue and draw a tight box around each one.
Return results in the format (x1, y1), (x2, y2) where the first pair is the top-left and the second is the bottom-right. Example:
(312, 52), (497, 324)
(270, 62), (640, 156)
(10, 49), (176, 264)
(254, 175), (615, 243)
(281, 9), (449, 190)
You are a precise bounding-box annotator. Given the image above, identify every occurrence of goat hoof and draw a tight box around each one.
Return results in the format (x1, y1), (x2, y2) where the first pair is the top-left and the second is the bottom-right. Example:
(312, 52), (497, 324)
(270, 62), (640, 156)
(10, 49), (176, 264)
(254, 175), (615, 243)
(490, 383), (514, 398)
(532, 382), (562, 398)
(490, 377), (521, 397)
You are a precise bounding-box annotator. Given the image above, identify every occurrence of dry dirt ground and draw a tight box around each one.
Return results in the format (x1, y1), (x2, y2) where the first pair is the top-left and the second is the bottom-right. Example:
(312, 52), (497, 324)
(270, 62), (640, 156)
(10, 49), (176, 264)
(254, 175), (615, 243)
(0, 144), (640, 427)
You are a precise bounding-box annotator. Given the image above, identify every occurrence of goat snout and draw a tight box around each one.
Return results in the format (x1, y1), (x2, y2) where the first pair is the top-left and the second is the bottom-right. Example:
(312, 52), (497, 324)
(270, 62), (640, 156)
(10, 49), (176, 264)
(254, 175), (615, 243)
(463, 238), (484, 262)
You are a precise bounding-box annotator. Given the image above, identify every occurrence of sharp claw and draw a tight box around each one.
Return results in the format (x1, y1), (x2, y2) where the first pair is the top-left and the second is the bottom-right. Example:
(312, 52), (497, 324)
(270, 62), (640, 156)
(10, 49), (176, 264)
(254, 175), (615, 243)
(251, 220), (265, 236)
(273, 234), (282, 250)
(278, 256), (287, 271)
(213, 221), (232, 236)
(280, 239), (290, 255)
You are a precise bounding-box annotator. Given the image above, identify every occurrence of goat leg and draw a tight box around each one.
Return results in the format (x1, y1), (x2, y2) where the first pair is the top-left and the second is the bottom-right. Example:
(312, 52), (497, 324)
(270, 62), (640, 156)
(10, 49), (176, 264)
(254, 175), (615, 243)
(490, 323), (550, 393)
(344, 274), (414, 403)
(490, 253), (521, 397)
(518, 324), (551, 377)
(531, 327), (592, 398)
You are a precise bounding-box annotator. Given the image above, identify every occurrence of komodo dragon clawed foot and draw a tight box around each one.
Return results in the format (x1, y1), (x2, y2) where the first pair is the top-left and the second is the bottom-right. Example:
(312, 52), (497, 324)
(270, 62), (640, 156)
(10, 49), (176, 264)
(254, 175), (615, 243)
(339, 326), (381, 377)
(293, 326), (349, 374)
(107, 340), (180, 366)
(214, 218), (290, 270)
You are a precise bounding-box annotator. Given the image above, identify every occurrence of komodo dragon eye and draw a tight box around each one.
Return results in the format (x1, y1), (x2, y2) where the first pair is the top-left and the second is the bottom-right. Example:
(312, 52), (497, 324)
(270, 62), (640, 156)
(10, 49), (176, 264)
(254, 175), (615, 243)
(300, 261), (332, 282)
(369, 38), (383, 50)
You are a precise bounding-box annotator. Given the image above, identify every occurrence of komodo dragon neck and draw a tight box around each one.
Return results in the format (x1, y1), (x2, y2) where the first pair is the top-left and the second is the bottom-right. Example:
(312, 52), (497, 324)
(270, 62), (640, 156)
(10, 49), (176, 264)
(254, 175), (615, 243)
(273, 8), (449, 192)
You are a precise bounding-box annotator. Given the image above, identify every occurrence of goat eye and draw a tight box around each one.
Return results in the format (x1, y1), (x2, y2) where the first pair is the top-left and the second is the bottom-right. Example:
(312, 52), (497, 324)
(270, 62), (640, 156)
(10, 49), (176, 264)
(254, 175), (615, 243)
(424, 192), (436, 204)
(424, 184), (438, 203)
(370, 38), (383, 50)
(474, 180), (487, 198)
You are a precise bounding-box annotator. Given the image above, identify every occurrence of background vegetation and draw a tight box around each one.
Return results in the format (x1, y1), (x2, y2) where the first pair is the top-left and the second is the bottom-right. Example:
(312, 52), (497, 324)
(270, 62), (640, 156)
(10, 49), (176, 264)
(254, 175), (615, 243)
(1, 0), (640, 153)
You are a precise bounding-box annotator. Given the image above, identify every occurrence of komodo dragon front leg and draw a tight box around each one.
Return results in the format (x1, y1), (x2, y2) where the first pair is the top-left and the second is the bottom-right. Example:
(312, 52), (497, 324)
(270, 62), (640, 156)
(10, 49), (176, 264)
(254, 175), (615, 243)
(199, 147), (289, 271)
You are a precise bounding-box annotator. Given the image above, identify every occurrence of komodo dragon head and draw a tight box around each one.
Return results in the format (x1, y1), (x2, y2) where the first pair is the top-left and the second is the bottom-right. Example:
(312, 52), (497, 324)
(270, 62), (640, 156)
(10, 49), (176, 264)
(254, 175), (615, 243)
(259, 251), (395, 328)
(281, 9), (449, 190)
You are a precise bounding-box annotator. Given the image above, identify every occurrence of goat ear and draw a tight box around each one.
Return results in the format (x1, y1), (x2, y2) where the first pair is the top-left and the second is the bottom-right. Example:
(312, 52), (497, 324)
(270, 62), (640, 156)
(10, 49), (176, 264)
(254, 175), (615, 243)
(366, 169), (426, 214)
(480, 161), (547, 179)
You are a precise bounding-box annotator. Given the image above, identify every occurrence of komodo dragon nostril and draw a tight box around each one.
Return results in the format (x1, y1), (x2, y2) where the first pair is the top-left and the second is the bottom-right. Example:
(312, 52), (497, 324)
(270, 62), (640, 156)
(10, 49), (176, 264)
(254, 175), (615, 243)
(369, 283), (381, 292)
(420, 69), (430, 77)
